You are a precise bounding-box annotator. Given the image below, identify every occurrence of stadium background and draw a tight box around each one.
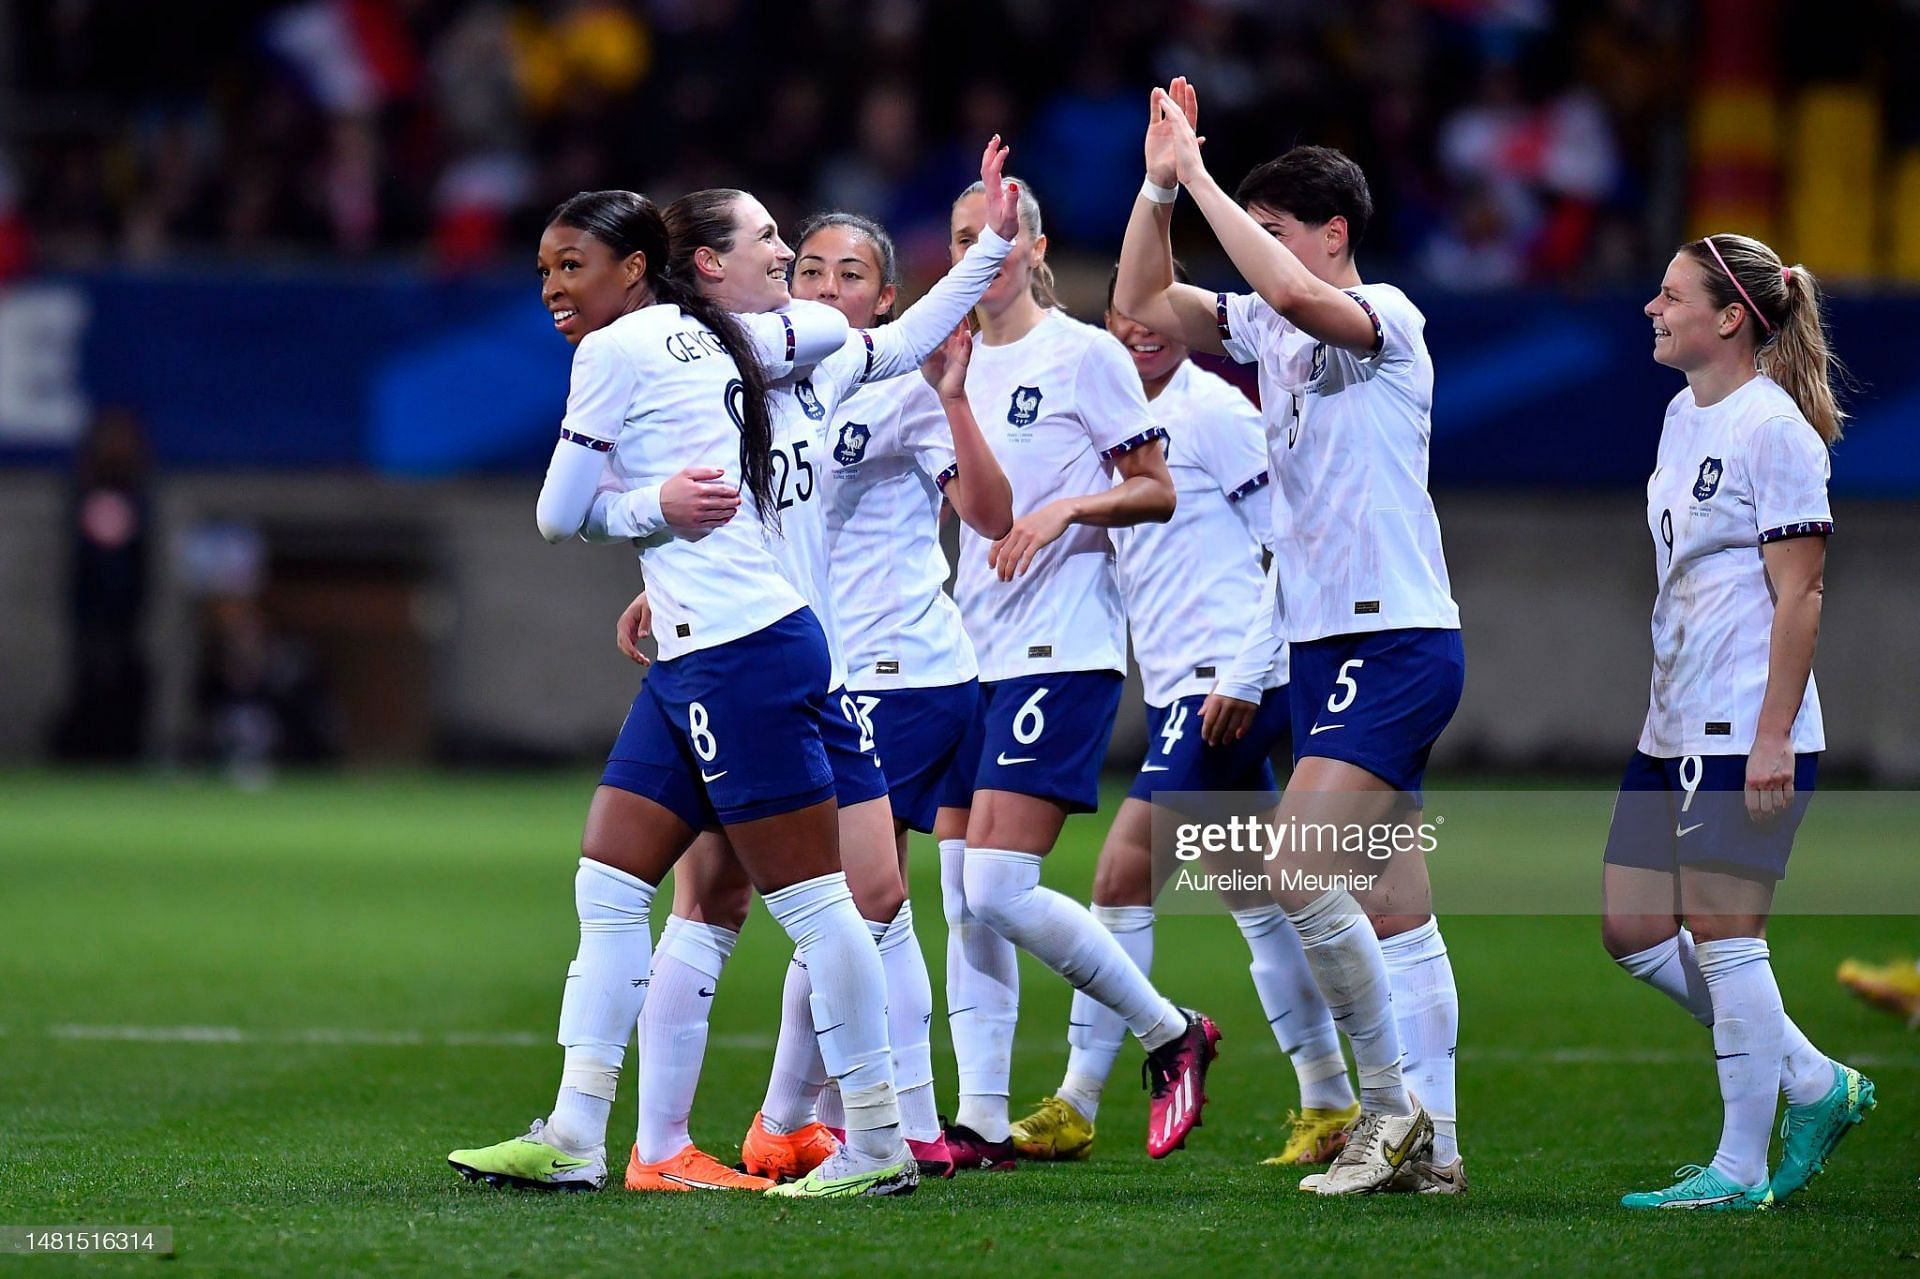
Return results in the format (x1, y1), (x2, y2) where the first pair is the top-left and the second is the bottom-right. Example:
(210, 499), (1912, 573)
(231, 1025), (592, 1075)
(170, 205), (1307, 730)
(4, 0), (1919, 779)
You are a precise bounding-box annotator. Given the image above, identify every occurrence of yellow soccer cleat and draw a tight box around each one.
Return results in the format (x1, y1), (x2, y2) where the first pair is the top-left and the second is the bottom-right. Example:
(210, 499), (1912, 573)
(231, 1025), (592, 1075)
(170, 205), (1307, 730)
(1010, 1096), (1095, 1161)
(1262, 1102), (1362, 1166)
(624, 1145), (775, 1192)
(1838, 957), (1920, 1027)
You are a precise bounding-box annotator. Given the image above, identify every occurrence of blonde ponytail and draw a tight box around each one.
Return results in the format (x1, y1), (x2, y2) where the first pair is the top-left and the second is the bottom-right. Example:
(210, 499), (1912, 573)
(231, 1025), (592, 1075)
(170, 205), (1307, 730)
(1682, 233), (1848, 445)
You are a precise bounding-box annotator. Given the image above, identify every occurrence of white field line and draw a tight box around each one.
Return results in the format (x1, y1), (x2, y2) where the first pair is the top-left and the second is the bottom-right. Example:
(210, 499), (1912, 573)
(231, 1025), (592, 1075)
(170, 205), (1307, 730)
(6, 1024), (1916, 1070)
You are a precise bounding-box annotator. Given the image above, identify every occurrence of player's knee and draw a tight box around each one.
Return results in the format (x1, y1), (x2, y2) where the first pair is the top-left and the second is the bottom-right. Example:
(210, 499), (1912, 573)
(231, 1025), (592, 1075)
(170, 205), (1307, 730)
(1091, 854), (1150, 908)
(686, 880), (752, 933)
(1599, 912), (1675, 960)
(851, 876), (907, 926)
(961, 858), (1032, 936)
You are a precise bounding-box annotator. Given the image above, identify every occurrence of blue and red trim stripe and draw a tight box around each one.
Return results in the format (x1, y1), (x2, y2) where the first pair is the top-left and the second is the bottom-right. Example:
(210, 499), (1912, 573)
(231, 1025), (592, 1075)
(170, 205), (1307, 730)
(1215, 291), (1232, 344)
(1225, 471), (1271, 503)
(934, 462), (959, 491)
(1342, 290), (1384, 354)
(1759, 520), (1834, 543)
(860, 330), (876, 382)
(559, 428), (614, 452)
(1100, 425), (1169, 460)
(780, 313), (797, 364)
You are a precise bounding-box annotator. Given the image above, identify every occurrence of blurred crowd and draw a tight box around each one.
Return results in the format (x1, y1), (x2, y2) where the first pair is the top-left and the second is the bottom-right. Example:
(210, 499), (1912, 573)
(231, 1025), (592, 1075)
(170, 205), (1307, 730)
(4, 0), (1913, 288)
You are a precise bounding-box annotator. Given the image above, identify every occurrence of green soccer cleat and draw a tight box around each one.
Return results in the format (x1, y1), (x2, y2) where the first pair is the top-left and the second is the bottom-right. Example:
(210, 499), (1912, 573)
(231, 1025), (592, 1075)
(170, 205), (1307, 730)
(763, 1145), (919, 1199)
(1771, 1062), (1877, 1203)
(1620, 1163), (1771, 1211)
(448, 1118), (606, 1192)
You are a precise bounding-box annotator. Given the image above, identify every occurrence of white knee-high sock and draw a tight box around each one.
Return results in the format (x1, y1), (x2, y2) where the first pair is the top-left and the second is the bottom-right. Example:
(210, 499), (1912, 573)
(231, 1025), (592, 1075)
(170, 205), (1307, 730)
(1233, 905), (1353, 1112)
(1380, 917), (1459, 1163)
(1286, 889), (1410, 1117)
(964, 850), (1187, 1052)
(880, 902), (940, 1142)
(943, 839), (1019, 1141)
(634, 916), (736, 1162)
(760, 948), (828, 1133)
(1057, 904), (1155, 1122)
(1696, 936), (1785, 1186)
(549, 858), (656, 1155)
(1618, 927), (1833, 1104)
(763, 872), (900, 1163)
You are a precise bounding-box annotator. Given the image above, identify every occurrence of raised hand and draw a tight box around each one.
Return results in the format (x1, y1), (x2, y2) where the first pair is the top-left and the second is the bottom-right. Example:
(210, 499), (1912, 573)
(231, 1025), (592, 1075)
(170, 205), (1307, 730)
(920, 322), (974, 401)
(980, 134), (1020, 241)
(1151, 78), (1207, 186)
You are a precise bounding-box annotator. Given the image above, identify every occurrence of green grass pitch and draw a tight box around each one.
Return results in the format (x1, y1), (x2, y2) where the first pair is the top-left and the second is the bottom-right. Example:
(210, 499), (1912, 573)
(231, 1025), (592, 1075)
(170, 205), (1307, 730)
(1, 771), (1916, 1276)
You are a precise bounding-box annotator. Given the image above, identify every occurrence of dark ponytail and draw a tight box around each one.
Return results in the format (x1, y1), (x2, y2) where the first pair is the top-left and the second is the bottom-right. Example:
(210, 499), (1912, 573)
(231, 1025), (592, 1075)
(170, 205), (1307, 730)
(663, 189), (781, 524)
(545, 188), (780, 523)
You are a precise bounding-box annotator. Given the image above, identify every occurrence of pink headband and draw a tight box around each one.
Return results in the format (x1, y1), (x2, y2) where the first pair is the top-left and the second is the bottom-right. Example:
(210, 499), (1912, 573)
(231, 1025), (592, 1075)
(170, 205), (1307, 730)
(1702, 234), (1774, 335)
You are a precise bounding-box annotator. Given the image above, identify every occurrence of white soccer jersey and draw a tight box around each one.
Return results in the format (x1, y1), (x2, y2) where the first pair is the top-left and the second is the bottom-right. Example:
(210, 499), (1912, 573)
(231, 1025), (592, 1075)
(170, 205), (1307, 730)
(826, 374), (979, 690)
(1111, 361), (1283, 707)
(752, 229), (1013, 689)
(955, 310), (1163, 681)
(1638, 375), (1830, 757)
(1217, 282), (1460, 643)
(561, 305), (807, 662)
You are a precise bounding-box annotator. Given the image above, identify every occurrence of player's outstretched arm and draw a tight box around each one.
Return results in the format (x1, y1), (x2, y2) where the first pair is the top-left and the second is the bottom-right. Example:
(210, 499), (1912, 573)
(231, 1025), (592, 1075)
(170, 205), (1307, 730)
(987, 440), (1174, 581)
(1157, 80), (1380, 356)
(1114, 87), (1227, 353)
(739, 300), (851, 376)
(923, 323), (1013, 538)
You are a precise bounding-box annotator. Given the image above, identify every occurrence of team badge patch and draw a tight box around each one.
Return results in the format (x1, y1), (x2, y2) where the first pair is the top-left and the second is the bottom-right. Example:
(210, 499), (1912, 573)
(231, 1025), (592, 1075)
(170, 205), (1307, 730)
(794, 378), (826, 421)
(1692, 456), (1723, 501)
(1008, 385), (1043, 426)
(834, 422), (871, 465)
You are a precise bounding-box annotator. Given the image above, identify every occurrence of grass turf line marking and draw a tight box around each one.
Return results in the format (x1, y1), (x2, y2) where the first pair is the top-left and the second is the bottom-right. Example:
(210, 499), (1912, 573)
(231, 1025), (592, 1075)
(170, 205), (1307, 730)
(19, 1024), (1919, 1070)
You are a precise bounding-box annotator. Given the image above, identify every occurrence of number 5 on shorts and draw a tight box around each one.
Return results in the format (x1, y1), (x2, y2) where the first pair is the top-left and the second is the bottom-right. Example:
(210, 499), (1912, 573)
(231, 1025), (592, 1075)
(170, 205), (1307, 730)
(1326, 659), (1364, 714)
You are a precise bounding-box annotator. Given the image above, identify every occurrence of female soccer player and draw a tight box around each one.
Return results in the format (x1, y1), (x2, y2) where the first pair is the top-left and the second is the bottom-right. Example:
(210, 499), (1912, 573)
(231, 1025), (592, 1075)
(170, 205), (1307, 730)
(1601, 233), (1874, 1210)
(446, 189), (918, 1199)
(1115, 80), (1464, 1195)
(608, 151), (1021, 1190)
(1010, 266), (1359, 1168)
(937, 176), (1222, 1172)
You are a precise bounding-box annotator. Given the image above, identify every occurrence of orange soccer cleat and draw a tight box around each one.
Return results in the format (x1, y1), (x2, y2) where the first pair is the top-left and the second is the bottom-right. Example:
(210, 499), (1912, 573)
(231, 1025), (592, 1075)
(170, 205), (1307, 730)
(738, 1112), (839, 1182)
(624, 1145), (775, 1192)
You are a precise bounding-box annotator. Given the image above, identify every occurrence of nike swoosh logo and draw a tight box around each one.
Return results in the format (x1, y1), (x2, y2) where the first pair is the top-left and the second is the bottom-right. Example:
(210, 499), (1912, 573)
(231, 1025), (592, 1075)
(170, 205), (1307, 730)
(996, 753), (1036, 765)
(1380, 1119), (1425, 1167)
(701, 768), (729, 783)
(548, 1158), (582, 1171)
(1675, 822), (1704, 837)
(697, 987), (715, 998)
(1309, 723), (1344, 735)
(1140, 764), (1171, 773)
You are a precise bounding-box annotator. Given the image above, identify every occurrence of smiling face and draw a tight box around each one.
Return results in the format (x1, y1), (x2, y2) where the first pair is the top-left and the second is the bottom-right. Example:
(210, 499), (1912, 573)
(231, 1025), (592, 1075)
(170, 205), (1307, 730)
(950, 190), (1041, 313)
(708, 194), (794, 314)
(1106, 307), (1187, 388)
(537, 222), (643, 344)
(1645, 253), (1736, 371)
(1245, 202), (1347, 283)
(792, 225), (896, 329)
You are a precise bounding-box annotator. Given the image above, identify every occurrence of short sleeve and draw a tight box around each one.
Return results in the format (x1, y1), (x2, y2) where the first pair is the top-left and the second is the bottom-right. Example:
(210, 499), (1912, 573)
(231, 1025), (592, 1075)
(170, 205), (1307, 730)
(1746, 414), (1833, 543)
(1075, 331), (1162, 459)
(897, 381), (957, 487)
(558, 331), (634, 449)
(1348, 286), (1419, 371)
(1202, 385), (1271, 502)
(1217, 290), (1278, 366)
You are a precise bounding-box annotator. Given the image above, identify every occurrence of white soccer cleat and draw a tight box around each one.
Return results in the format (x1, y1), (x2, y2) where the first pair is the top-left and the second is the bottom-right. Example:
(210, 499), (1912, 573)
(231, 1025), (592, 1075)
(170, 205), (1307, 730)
(1311, 1101), (1433, 1195)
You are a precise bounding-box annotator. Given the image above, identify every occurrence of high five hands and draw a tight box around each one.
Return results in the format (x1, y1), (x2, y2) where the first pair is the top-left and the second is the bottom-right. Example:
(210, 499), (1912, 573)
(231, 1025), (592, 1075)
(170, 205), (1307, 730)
(1145, 77), (1206, 188)
(980, 134), (1020, 242)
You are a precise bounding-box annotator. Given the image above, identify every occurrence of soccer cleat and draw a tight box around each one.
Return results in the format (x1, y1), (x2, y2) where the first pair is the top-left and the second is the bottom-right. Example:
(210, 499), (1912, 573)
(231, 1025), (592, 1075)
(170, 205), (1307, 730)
(908, 1134), (957, 1179)
(763, 1144), (919, 1199)
(1771, 1062), (1877, 1203)
(739, 1112), (838, 1182)
(1311, 1102), (1433, 1195)
(1143, 1010), (1221, 1158)
(1010, 1096), (1096, 1161)
(1837, 957), (1920, 1027)
(1297, 1173), (1326, 1192)
(1389, 1156), (1469, 1195)
(447, 1118), (606, 1192)
(1621, 1163), (1772, 1210)
(941, 1119), (1017, 1172)
(625, 1144), (775, 1192)
(1261, 1103), (1362, 1166)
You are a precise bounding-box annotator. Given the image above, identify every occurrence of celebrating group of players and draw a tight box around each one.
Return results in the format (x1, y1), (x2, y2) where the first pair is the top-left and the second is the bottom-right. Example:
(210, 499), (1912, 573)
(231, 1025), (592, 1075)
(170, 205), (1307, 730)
(447, 78), (1876, 1206)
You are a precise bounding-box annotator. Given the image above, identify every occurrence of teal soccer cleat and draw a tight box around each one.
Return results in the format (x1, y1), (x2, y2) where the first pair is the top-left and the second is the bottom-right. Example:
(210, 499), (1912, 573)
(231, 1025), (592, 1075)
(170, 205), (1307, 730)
(1772, 1063), (1877, 1203)
(1620, 1163), (1772, 1211)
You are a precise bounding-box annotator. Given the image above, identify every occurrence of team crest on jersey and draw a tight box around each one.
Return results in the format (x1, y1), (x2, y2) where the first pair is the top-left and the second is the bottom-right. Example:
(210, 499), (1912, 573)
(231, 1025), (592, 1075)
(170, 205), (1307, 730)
(1008, 386), (1043, 426)
(794, 378), (826, 421)
(1692, 456), (1724, 501)
(834, 422), (871, 465)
